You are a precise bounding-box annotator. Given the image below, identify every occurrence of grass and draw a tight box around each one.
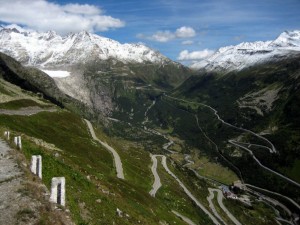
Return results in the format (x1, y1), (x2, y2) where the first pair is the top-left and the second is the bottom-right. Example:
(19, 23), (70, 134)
(209, 193), (236, 225)
(0, 81), (13, 96)
(194, 156), (239, 185)
(223, 198), (277, 225)
(16, 208), (36, 221)
(289, 159), (300, 182)
(0, 99), (51, 109)
(0, 110), (197, 224)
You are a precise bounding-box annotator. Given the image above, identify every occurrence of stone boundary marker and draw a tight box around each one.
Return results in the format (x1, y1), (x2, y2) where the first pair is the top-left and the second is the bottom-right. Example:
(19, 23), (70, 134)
(50, 177), (66, 206)
(30, 155), (42, 179)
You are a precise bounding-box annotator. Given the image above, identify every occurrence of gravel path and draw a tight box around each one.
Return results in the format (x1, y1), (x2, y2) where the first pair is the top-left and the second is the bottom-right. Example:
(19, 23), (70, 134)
(0, 139), (39, 224)
(84, 119), (124, 179)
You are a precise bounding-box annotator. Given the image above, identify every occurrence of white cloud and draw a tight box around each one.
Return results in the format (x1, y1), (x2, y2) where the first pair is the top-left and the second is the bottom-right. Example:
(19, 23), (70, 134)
(151, 31), (175, 42)
(181, 40), (194, 45)
(177, 49), (214, 61)
(138, 26), (196, 42)
(62, 3), (101, 15)
(137, 30), (175, 42)
(175, 26), (196, 38)
(0, 0), (125, 35)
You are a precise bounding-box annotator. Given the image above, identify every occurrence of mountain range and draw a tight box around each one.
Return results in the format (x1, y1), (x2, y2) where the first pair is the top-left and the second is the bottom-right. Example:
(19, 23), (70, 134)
(191, 30), (300, 72)
(0, 24), (169, 67)
(1, 25), (300, 74)
(1, 25), (300, 225)
(0, 25), (191, 118)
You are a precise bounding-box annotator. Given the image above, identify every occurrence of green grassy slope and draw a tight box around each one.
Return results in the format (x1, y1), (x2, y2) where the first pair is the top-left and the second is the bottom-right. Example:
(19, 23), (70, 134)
(0, 80), (217, 224)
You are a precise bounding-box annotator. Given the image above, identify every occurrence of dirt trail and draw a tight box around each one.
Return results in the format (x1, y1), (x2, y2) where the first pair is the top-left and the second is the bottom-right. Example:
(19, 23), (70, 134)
(0, 106), (57, 116)
(84, 119), (124, 179)
(0, 138), (75, 224)
(0, 139), (40, 224)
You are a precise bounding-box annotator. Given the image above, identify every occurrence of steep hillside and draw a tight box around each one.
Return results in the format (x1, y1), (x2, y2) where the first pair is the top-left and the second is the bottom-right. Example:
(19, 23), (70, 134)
(0, 52), (98, 118)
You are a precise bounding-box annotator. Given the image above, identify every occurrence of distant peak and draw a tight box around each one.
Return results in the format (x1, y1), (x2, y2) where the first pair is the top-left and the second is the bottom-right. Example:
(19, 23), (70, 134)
(191, 29), (300, 71)
(0, 24), (28, 33)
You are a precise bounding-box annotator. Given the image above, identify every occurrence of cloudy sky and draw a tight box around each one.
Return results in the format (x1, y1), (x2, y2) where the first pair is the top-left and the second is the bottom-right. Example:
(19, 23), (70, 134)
(0, 0), (300, 63)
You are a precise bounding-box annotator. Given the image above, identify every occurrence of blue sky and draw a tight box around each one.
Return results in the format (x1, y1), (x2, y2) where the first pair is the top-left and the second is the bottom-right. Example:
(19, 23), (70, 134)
(0, 0), (300, 62)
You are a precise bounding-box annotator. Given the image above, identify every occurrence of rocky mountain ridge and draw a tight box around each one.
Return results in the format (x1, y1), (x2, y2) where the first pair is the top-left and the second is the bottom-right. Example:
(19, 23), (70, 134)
(191, 30), (300, 72)
(0, 24), (170, 68)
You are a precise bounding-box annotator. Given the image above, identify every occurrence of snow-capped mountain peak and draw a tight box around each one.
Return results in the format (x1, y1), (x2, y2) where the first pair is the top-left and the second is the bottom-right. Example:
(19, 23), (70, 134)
(191, 30), (300, 72)
(270, 30), (300, 47)
(0, 25), (169, 68)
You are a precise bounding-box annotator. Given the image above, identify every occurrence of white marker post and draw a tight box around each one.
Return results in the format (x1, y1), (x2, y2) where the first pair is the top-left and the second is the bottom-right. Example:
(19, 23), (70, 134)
(14, 136), (22, 149)
(30, 155), (42, 179)
(50, 177), (65, 206)
(4, 131), (10, 140)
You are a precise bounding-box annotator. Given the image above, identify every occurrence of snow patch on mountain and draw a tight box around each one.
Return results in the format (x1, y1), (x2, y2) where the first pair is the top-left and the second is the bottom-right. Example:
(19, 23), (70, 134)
(0, 25), (169, 67)
(191, 30), (300, 72)
(42, 70), (70, 78)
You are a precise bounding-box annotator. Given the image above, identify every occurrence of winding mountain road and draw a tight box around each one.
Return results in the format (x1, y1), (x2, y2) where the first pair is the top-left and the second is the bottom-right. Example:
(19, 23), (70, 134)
(144, 97), (236, 224)
(166, 95), (277, 154)
(230, 140), (300, 188)
(149, 154), (221, 224)
(172, 210), (197, 225)
(84, 119), (124, 179)
(165, 95), (300, 188)
(161, 155), (221, 225)
(207, 189), (228, 225)
(194, 114), (244, 181)
(245, 184), (300, 210)
(149, 154), (163, 197)
(209, 188), (242, 225)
